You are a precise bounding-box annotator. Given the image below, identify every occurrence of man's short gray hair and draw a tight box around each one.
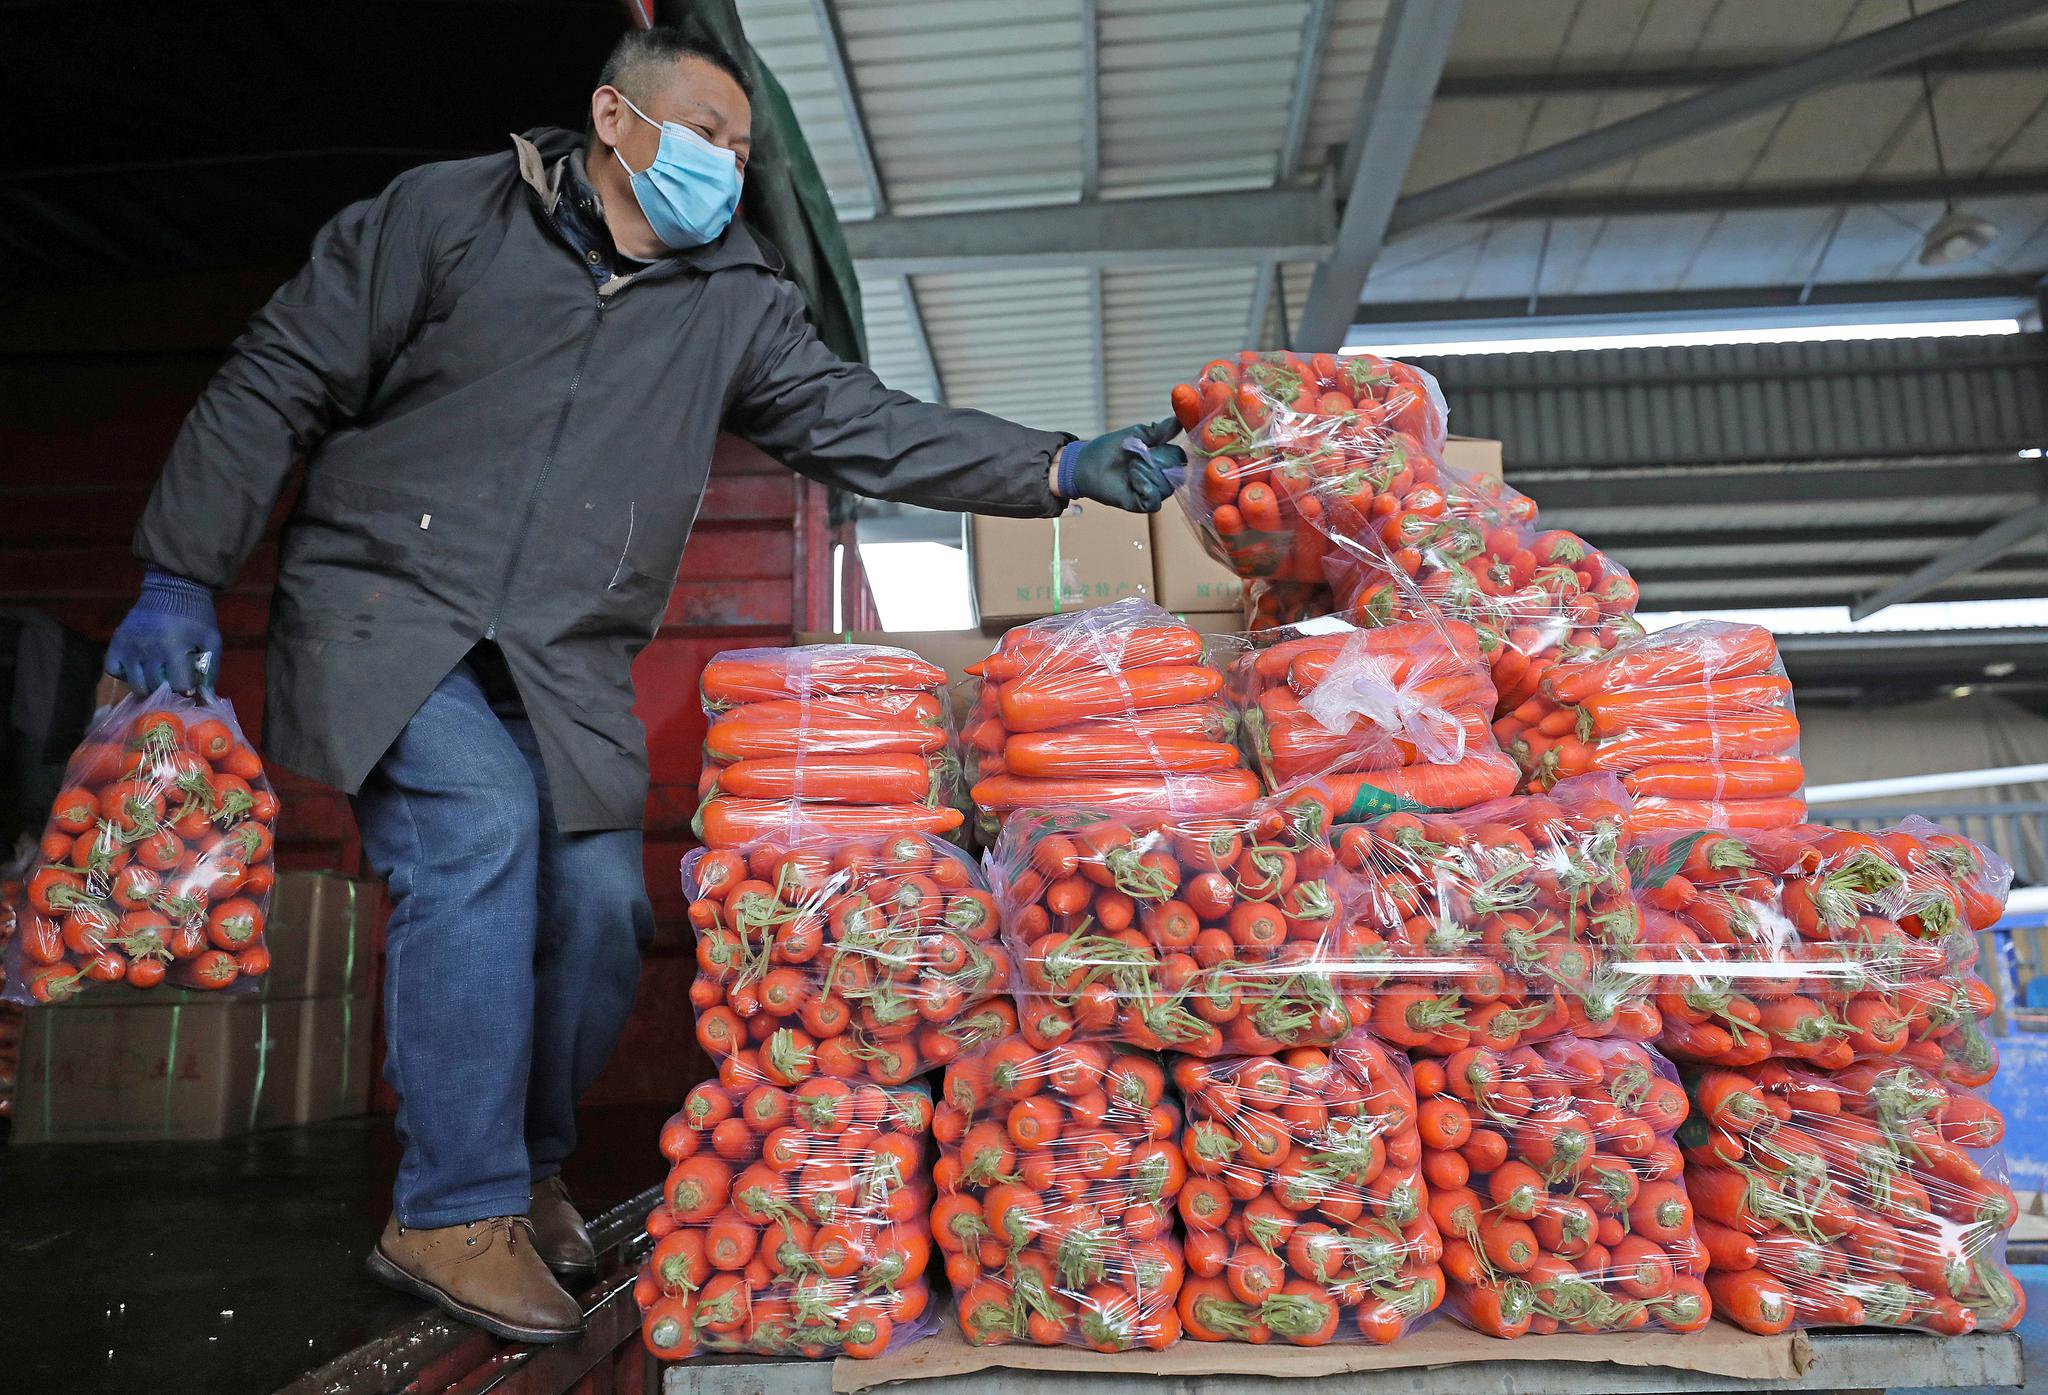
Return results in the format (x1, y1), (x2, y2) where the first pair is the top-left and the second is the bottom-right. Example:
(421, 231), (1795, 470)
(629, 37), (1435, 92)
(598, 26), (752, 105)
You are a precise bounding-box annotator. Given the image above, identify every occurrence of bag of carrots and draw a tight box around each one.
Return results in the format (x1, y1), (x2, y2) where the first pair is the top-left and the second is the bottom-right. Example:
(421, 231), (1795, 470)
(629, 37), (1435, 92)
(965, 599), (1258, 836)
(1416, 1036), (1712, 1337)
(1335, 776), (1657, 1055)
(636, 1077), (937, 1360)
(1629, 820), (2007, 1080)
(934, 1040), (1188, 1350)
(694, 644), (965, 849)
(8, 686), (280, 1004)
(1173, 1036), (1446, 1345)
(1526, 622), (1806, 831)
(1167, 350), (1449, 593)
(1682, 1057), (2022, 1335)
(1233, 615), (1516, 818)
(993, 793), (1381, 1056)
(684, 832), (1014, 1087)
(1318, 474), (1643, 744)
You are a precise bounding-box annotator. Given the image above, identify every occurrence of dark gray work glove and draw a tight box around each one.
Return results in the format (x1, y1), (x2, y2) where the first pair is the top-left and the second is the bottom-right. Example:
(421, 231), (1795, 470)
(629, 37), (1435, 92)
(1054, 418), (1187, 513)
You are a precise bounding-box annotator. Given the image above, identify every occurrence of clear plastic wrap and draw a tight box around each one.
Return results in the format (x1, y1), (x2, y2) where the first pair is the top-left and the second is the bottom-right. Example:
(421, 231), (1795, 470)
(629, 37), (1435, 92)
(1528, 622), (1806, 831)
(1683, 1058), (2022, 1334)
(1233, 616), (1516, 816)
(695, 645), (965, 849)
(1416, 1037), (1711, 1337)
(637, 1077), (937, 1360)
(683, 832), (1012, 1086)
(1334, 777), (1656, 1056)
(966, 599), (1258, 833)
(1172, 1036), (1445, 1345)
(1628, 820), (2007, 1079)
(7, 687), (279, 1003)
(935, 1041), (1187, 1350)
(993, 796), (1375, 1056)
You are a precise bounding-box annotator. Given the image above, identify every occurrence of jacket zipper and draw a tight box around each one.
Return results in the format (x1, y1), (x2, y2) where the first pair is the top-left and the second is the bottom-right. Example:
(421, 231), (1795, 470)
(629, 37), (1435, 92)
(485, 209), (612, 641)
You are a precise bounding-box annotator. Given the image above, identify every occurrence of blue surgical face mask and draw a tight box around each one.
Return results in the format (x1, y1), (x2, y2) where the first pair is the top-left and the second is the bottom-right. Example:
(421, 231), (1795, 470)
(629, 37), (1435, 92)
(613, 94), (743, 249)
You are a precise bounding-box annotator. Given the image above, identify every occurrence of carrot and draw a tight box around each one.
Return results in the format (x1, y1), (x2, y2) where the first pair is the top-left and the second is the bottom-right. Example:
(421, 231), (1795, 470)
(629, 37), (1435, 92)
(970, 627), (1204, 681)
(999, 666), (1224, 731)
(1004, 733), (1243, 778)
(716, 754), (935, 804)
(1586, 711), (1801, 771)
(1580, 675), (1792, 735)
(727, 693), (943, 727)
(697, 799), (962, 848)
(1547, 624), (1780, 704)
(705, 717), (946, 762)
(703, 650), (945, 704)
(1324, 753), (1520, 817)
(1626, 796), (1808, 834)
(1706, 1268), (1795, 1335)
(971, 770), (1260, 815)
(1622, 759), (1804, 800)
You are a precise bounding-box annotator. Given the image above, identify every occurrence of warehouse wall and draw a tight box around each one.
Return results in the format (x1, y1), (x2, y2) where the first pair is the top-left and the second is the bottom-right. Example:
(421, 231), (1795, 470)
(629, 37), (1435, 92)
(0, 269), (864, 1109)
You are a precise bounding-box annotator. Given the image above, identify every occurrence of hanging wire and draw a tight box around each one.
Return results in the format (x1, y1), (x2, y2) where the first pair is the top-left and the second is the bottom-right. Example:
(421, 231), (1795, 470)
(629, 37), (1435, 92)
(1906, 0), (1958, 210)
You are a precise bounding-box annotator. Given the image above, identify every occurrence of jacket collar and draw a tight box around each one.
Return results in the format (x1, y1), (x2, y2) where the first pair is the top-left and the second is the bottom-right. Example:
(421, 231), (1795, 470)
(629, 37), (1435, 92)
(510, 128), (778, 275)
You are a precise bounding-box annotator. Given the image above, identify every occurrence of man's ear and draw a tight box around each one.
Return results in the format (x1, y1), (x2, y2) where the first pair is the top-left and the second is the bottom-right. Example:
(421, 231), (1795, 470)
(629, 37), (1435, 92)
(590, 85), (628, 150)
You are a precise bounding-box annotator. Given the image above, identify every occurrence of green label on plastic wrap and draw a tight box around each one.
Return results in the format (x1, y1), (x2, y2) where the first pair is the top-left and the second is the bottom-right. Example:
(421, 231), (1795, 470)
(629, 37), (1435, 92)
(1337, 785), (1428, 822)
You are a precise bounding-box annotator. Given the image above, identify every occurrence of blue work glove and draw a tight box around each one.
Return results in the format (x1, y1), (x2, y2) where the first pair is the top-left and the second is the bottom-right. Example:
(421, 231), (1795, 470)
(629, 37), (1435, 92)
(1055, 419), (1187, 514)
(105, 569), (222, 695)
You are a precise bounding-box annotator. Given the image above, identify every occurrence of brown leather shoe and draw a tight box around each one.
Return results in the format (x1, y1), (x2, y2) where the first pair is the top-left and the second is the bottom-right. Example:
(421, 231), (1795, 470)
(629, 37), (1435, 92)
(366, 1214), (585, 1344)
(528, 1175), (598, 1283)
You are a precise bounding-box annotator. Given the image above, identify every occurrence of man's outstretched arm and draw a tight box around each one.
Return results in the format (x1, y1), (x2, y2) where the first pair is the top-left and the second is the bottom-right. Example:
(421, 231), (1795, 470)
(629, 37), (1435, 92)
(725, 280), (1181, 517)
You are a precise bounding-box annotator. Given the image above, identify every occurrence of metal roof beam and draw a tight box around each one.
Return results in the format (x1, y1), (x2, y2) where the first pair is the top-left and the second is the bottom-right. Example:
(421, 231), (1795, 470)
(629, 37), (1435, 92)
(1247, 0), (1333, 345)
(1353, 276), (2036, 325)
(1479, 170), (2048, 221)
(1295, 0), (1465, 351)
(1850, 502), (2048, 620)
(1520, 459), (2040, 509)
(842, 186), (1335, 275)
(1385, 0), (2048, 242)
(1437, 46), (2048, 98)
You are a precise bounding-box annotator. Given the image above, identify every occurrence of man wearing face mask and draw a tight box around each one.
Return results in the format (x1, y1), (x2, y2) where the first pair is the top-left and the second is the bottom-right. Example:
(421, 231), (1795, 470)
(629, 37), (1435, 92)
(109, 26), (1183, 1343)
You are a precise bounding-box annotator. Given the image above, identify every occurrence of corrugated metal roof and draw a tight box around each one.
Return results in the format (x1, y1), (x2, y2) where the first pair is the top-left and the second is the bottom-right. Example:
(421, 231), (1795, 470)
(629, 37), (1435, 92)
(741, 0), (2048, 616)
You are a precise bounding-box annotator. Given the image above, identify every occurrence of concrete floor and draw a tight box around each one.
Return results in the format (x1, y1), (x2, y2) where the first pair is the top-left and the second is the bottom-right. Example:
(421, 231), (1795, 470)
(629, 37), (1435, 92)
(0, 1106), (667, 1395)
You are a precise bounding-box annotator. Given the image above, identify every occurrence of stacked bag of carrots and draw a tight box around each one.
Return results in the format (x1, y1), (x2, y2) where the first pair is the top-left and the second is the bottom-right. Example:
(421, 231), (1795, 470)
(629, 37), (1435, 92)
(1628, 818), (2022, 1333)
(1337, 777), (1657, 1056)
(695, 645), (964, 848)
(1513, 621), (1807, 832)
(965, 600), (1257, 836)
(1232, 616), (1517, 819)
(1414, 1037), (1710, 1336)
(992, 799), (1374, 1057)
(637, 1077), (938, 1359)
(933, 1042), (1189, 1349)
(1173, 1038), (1446, 1344)
(681, 834), (1012, 1089)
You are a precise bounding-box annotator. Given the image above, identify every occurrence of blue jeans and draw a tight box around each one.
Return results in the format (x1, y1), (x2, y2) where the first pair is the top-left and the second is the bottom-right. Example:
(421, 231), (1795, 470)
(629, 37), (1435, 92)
(352, 652), (653, 1227)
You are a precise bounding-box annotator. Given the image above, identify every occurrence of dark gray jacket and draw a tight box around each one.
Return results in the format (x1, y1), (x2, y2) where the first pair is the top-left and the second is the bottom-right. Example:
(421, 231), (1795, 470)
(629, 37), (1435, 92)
(134, 129), (1068, 831)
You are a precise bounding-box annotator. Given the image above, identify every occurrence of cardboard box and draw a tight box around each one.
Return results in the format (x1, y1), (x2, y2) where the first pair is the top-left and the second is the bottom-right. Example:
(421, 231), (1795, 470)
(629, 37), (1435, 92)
(969, 502), (1151, 624)
(1444, 433), (1503, 482)
(14, 997), (302, 1144)
(286, 995), (374, 1125)
(266, 872), (376, 1000)
(1149, 511), (1244, 614)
